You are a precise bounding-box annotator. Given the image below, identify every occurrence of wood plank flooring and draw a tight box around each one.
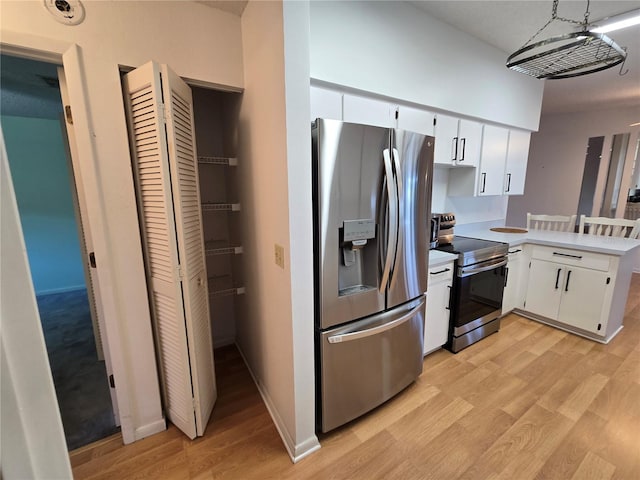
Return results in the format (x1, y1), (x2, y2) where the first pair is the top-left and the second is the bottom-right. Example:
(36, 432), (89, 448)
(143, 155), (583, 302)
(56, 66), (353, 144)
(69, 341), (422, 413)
(71, 274), (640, 479)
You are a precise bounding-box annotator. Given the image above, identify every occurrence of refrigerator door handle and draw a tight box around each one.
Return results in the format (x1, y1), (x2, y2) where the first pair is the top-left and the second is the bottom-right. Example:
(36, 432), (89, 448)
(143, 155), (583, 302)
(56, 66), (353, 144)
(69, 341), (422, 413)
(390, 147), (403, 279)
(380, 148), (398, 293)
(327, 300), (424, 344)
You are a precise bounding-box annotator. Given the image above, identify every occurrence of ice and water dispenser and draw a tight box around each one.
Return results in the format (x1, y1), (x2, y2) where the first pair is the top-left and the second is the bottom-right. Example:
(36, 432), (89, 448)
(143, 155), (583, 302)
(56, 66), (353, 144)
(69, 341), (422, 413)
(338, 219), (378, 296)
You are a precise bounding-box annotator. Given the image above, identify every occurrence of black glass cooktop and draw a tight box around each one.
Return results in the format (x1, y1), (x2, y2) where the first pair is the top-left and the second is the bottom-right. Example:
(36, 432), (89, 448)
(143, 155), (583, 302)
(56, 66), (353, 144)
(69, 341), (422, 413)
(436, 236), (508, 266)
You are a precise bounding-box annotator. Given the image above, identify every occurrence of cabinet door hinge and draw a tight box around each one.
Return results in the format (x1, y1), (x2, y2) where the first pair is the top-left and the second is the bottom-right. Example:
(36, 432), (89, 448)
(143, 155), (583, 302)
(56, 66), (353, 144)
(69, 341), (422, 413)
(529, 261), (531, 268)
(64, 105), (73, 124)
(109, 374), (115, 388)
(597, 323), (602, 331)
(394, 108), (399, 120)
(89, 252), (97, 268)
(433, 117), (437, 126)
(523, 300), (526, 308)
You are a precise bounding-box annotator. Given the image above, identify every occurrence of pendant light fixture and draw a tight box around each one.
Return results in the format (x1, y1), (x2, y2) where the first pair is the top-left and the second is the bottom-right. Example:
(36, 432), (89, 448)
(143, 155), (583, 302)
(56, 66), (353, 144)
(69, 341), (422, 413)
(506, 0), (627, 79)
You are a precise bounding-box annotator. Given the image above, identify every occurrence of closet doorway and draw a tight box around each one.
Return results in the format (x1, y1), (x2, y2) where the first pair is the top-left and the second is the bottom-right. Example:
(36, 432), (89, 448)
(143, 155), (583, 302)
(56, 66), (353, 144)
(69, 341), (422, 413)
(1, 54), (119, 450)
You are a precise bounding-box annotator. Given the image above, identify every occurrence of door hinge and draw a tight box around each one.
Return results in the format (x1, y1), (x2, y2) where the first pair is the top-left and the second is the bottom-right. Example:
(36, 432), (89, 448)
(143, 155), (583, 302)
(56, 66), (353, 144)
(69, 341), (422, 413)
(597, 323), (602, 331)
(159, 102), (167, 124)
(89, 252), (97, 268)
(177, 264), (184, 279)
(529, 261), (531, 268)
(394, 108), (399, 120)
(523, 300), (526, 308)
(109, 374), (115, 388)
(606, 277), (611, 285)
(65, 105), (73, 124)
(433, 117), (437, 126)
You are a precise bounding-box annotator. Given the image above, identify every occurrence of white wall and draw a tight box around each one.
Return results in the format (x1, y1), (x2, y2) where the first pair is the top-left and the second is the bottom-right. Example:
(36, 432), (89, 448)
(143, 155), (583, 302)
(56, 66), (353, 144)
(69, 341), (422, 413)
(237, 0), (319, 462)
(309, 0), (543, 228)
(1, 0), (244, 445)
(507, 105), (640, 228)
(309, 1), (544, 131)
(1, 129), (72, 479)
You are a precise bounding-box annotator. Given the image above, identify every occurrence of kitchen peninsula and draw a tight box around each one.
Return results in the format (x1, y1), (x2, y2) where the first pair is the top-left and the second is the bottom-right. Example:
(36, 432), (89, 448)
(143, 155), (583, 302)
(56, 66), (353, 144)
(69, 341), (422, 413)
(461, 228), (640, 344)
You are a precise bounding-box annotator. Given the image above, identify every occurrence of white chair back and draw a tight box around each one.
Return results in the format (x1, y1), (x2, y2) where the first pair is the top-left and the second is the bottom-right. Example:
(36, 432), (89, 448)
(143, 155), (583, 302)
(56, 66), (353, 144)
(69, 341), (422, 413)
(578, 215), (640, 239)
(527, 213), (577, 232)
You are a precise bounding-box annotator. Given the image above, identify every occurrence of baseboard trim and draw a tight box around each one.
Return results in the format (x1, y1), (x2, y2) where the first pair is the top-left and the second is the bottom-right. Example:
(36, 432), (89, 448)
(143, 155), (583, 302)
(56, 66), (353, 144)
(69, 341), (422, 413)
(234, 343), (320, 463)
(133, 418), (166, 443)
(213, 335), (235, 349)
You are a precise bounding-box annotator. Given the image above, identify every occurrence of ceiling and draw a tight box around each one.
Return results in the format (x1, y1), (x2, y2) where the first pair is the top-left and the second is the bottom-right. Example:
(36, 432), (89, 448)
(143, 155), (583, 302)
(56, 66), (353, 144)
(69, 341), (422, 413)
(410, 0), (640, 115)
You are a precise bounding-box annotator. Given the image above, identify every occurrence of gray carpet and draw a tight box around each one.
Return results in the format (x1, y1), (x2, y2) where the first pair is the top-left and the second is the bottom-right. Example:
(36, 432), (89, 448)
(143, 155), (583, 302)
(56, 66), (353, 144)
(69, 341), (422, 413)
(37, 289), (120, 450)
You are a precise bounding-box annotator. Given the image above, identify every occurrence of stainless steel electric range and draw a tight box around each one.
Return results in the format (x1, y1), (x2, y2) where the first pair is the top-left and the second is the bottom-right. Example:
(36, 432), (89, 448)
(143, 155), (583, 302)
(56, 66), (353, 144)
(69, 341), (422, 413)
(436, 236), (509, 353)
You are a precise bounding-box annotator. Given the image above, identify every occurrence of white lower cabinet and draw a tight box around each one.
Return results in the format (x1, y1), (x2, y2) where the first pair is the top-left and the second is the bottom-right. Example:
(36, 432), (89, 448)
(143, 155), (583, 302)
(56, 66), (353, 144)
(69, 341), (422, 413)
(524, 246), (615, 336)
(424, 261), (454, 355)
(501, 246), (526, 314)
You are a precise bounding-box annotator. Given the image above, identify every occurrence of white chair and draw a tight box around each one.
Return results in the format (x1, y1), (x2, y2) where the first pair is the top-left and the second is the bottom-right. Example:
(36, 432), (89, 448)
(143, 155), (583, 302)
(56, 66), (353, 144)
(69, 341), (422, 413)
(527, 213), (577, 232)
(578, 215), (640, 239)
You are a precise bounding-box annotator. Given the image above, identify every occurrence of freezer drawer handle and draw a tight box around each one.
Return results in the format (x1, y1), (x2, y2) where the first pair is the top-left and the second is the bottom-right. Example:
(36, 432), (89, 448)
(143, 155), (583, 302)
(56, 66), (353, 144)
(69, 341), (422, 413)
(327, 301), (424, 344)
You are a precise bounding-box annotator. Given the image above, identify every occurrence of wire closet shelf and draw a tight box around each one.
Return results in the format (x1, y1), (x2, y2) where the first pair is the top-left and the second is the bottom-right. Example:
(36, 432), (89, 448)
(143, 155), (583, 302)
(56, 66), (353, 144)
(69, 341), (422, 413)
(506, 0), (627, 79)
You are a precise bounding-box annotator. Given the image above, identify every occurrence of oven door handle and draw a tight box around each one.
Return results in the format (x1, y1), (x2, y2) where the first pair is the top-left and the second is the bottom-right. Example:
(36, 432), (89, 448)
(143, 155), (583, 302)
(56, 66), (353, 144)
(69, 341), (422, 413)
(459, 257), (508, 277)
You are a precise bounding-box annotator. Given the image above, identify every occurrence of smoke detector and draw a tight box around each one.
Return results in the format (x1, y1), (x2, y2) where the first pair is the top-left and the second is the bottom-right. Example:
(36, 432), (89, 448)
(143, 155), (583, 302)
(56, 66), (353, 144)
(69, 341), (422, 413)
(43, 0), (85, 25)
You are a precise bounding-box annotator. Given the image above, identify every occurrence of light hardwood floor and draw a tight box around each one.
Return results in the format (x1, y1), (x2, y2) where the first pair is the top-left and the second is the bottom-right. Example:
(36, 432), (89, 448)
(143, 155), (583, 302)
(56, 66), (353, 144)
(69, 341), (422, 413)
(71, 275), (640, 479)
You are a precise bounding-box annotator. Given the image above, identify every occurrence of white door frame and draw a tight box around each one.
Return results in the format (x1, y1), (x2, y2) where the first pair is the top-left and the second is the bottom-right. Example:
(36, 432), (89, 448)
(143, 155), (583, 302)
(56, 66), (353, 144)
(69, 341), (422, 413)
(1, 36), (136, 443)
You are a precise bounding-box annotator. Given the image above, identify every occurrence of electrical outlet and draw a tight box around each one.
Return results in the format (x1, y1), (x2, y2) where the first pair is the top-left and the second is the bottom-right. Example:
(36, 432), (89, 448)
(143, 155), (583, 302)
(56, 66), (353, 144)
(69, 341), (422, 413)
(274, 244), (285, 269)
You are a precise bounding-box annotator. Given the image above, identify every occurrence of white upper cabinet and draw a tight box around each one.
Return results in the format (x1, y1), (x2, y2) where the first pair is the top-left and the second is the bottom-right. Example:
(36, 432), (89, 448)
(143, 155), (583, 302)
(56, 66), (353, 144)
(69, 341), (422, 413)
(457, 119), (483, 167)
(310, 86), (343, 122)
(433, 114), (459, 165)
(342, 93), (396, 128)
(504, 130), (531, 195)
(397, 105), (435, 136)
(434, 113), (482, 167)
(478, 125), (509, 196)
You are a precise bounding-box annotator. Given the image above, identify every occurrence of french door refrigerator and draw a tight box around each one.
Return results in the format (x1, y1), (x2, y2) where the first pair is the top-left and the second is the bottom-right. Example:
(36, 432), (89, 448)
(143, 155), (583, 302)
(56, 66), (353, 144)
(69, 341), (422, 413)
(312, 118), (434, 432)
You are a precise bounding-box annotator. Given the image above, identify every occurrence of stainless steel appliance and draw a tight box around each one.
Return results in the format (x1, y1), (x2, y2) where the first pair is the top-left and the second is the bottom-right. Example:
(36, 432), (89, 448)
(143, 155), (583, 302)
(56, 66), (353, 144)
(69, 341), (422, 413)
(433, 212), (456, 245)
(312, 118), (434, 433)
(436, 236), (508, 353)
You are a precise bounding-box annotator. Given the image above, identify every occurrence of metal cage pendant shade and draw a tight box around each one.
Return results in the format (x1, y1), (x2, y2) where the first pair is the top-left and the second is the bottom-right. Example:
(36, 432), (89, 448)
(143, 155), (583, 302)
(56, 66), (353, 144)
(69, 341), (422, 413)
(506, 0), (628, 79)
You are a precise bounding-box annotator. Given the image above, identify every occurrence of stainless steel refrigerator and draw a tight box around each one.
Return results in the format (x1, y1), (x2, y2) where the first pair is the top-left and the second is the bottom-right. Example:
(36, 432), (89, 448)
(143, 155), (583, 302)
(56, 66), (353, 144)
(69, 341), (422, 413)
(312, 118), (434, 432)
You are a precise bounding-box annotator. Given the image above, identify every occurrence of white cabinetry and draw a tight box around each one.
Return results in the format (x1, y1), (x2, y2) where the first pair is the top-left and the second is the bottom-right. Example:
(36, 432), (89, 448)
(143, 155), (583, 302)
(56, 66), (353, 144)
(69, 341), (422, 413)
(397, 105), (435, 136)
(502, 246), (527, 314)
(342, 93), (396, 128)
(434, 113), (482, 167)
(424, 261), (454, 355)
(478, 125), (509, 196)
(504, 130), (531, 195)
(310, 86), (343, 121)
(524, 246), (615, 336)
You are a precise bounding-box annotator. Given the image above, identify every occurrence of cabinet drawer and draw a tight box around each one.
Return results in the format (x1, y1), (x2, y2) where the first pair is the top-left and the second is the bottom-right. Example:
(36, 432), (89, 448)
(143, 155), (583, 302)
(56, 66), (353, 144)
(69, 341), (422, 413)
(428, 263), (454, 285)
(530, 246), (611, 272)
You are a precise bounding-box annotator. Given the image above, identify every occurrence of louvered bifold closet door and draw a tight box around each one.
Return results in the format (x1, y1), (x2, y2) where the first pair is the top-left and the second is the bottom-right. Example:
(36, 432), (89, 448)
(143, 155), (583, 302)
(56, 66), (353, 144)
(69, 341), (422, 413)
(160, 64), (217, 436)
(123, 61), (215, 439)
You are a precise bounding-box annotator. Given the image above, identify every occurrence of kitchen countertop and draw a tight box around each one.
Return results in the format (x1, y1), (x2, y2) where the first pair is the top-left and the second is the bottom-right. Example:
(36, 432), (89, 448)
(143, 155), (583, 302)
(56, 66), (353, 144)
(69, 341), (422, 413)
(428, 249), (458, 267)
(459, 228), (640, 256)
